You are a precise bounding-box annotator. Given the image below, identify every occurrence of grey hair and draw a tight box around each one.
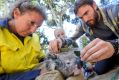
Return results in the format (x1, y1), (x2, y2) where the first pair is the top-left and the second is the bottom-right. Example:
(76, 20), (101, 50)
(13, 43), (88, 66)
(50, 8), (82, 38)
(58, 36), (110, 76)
(9, 0), (47, 20)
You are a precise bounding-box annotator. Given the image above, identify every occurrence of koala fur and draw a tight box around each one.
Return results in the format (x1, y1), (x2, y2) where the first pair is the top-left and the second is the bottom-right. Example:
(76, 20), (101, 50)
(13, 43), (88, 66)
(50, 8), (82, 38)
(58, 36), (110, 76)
(45, 50), (83, 78)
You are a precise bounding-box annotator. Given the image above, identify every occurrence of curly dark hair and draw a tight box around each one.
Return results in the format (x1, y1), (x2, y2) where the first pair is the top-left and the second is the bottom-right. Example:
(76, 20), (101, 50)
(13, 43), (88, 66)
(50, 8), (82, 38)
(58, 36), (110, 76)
(74, 0), (94, 15)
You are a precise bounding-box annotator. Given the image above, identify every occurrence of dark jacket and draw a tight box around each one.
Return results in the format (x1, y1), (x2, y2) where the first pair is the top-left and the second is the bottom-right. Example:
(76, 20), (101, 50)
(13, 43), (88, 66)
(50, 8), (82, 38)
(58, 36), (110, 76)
(64, 3), (119, 54)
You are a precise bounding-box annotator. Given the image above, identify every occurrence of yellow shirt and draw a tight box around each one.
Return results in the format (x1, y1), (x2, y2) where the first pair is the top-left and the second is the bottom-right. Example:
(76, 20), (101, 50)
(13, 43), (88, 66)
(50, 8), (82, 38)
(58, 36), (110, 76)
(0, 27), (45, 74)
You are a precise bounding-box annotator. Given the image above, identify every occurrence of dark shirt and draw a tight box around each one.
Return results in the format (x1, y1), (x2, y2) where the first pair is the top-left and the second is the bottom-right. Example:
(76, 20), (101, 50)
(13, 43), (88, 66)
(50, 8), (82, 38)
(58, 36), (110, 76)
(91, 18), (117, 40)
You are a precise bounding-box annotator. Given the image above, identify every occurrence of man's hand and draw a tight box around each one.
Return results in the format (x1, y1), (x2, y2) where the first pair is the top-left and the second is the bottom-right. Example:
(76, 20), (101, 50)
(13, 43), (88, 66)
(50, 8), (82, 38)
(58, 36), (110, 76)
(80, 38), (115, 62)
(49, 38), (62, 53)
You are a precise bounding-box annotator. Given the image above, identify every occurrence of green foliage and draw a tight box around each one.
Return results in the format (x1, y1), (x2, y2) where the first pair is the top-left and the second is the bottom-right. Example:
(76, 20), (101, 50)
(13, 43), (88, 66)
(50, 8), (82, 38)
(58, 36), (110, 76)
(100, 0), (110, 5)
(62, 14), (70, 22)
(36, 31), (49, 53)
(41, 0), (74, 28)
(0, 0), (9, 18)
(46, 19), (57, 27)
(31, 0), (39, 5)
(82, 36), (89, 48)
(80, 34), (90, 49)
(71, 0), (75, 4)
(0, 0), (4, 8)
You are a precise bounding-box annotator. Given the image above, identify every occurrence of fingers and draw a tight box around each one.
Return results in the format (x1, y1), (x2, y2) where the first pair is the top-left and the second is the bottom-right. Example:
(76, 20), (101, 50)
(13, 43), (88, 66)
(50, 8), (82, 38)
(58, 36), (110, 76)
(87, 47), (108, 62)
(81, 42), (101, 61)
(80, 38), (115, 62)
(49, 40), (59, 53)
(94, 42), (114, 62)
(80, 38), (100, 59)
(57, 38), (63, 49)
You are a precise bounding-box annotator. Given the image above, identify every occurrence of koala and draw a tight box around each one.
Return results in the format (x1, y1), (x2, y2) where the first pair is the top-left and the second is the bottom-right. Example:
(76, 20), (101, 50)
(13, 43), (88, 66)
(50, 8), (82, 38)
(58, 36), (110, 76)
(45, 50), (83, 78)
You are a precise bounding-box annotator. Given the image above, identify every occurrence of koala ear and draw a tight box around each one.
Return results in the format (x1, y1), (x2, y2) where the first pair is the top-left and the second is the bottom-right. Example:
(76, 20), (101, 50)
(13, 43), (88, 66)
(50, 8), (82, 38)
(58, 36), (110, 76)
(75, 57), (83, 68)
(51, 54), (58, 59)
(45, 60), (56, 71)
(47, 53), (56, 59)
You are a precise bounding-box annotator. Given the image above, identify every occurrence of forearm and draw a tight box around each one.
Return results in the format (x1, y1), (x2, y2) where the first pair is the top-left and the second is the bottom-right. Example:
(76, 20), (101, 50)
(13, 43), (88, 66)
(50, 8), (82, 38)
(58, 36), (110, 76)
(62, 31), (84, 47)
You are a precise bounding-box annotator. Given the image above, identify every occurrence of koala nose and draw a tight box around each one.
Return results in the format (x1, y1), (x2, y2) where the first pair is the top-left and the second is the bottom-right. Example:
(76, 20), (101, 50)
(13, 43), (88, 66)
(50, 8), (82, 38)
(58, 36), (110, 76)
(67, 62), (70, 65)
(66, 61), (71, 65)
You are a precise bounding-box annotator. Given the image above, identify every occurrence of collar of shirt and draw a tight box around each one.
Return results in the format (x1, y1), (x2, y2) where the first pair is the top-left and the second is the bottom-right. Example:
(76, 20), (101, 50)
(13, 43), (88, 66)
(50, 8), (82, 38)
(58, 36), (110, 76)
(0, 18), (10, 28)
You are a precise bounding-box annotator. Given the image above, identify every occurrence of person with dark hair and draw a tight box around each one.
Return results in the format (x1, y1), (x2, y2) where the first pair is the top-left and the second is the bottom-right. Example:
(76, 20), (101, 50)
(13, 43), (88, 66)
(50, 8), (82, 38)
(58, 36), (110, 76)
(49, 0), (119, 75)
(0, 0), (46, 80)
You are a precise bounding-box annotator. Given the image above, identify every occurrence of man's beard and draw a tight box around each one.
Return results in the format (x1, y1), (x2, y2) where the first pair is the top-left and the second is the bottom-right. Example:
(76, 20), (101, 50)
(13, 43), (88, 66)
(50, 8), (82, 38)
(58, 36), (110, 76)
(86, 11), (98, 28)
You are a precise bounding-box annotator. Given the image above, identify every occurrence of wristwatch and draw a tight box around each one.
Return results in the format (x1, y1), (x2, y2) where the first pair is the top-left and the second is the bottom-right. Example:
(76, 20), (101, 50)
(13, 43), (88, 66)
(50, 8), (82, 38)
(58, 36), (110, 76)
(109, 39), (119, 55)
